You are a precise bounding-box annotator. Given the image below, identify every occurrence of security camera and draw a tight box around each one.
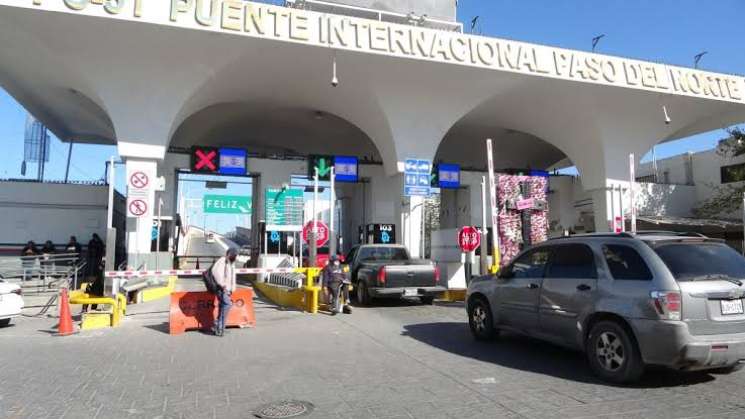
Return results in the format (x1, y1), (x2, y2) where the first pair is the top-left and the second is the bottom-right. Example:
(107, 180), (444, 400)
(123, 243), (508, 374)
(331, 75), (339, 87)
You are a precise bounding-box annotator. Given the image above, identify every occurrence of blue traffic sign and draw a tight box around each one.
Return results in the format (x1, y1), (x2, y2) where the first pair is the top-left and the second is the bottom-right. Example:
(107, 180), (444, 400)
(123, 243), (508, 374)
(334, 156), (358, 183)
(270, 231), (280, 243)
(404, 158), (431, 197)
(218, 147), (247, 175)
(438, 163), (461, 189)
(151, 226), (158, 241)
(381, 231), (391, 244)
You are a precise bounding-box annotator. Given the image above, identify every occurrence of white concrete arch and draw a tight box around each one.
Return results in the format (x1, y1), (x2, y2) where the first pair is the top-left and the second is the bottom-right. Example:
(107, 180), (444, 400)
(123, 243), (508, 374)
(168, 43), (399, 173)
(0, 7), (115, 144)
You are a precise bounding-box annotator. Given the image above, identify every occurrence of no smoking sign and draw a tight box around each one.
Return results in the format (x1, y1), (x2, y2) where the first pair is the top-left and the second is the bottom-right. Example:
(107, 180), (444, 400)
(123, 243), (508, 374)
(126, 161), (155, 218)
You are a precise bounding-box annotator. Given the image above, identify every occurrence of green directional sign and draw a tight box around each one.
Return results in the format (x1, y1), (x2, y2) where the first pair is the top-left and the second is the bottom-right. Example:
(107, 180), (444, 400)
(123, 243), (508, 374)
(308, 155), (333, 181)
(203, 194), (252, 214)
(265, 188), (304, 226)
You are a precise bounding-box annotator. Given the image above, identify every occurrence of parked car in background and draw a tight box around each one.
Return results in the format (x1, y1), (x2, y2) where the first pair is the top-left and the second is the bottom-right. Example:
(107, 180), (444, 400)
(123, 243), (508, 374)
(0, 278), (24, 327)
(467, 232), (745, 383)
(346, 244), (443, 305)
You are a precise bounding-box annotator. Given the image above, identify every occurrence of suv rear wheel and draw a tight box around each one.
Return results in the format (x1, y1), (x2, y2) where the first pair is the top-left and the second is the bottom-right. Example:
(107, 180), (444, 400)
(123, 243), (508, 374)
(586, 321), (644, 383)
(468, 297), (497, 341)
(0, 318), (10, 327)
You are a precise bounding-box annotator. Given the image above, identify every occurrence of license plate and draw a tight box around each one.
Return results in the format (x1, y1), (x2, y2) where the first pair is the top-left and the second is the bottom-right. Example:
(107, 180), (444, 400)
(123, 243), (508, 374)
(721, 299), (744, 315)
(403, 289), (418, 297)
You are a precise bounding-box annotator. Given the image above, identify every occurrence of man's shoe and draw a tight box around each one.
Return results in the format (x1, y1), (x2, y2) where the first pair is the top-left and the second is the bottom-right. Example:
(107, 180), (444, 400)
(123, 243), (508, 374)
(343, 305), (352, 314)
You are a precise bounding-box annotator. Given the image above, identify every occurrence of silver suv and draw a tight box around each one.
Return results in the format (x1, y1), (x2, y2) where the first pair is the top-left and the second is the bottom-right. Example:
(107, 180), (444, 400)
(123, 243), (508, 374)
(466, 232), (745, 383)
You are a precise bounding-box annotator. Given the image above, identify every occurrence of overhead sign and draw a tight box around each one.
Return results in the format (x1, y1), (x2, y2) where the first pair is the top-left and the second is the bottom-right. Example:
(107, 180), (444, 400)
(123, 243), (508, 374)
(458, 226), (481, 253)
(191, 146), (220, 173)
(126, 161), (156, 218)
(308, 155), (333, 181)
(265, 188), (304, 226)
(31, 2), (745, 104)
(334, 156), (359, 183)
(438, 163), (461, 189)
(302, 220), (329, 248)
(218, 147), (247, 175)
(404, 158), (431, 197)
(203, 195), (252, 214)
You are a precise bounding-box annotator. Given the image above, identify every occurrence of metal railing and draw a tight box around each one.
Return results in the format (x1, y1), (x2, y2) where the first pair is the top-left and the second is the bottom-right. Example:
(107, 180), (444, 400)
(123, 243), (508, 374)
(0, 253), (88, 290)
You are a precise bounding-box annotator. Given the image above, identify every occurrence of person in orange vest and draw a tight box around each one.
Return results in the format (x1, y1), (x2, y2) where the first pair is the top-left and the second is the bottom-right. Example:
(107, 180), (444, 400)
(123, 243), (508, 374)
(210, 248), (237, 337)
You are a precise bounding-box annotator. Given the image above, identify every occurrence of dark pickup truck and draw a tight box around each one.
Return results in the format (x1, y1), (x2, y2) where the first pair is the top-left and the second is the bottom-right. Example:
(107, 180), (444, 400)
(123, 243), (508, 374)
(345, 244), (444, 305)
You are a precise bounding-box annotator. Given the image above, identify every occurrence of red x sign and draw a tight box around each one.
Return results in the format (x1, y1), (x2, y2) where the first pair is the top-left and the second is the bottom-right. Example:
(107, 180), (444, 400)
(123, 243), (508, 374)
(191, 147), (219, 173)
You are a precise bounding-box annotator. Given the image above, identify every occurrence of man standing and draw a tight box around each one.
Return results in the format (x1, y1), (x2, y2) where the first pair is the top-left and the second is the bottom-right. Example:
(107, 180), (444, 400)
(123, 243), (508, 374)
(211, 248), (237, 336)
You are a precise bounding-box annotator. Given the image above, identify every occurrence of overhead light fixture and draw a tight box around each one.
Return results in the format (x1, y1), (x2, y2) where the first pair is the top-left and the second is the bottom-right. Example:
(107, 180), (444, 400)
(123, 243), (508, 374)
(662, 105), (671, 125)
(331, 51), (339, 87)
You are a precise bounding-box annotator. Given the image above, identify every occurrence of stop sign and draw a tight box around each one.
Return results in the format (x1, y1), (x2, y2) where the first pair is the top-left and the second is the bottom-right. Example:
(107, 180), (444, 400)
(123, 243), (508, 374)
(458, 226), (481, 253)
(303, 220), (329, 248)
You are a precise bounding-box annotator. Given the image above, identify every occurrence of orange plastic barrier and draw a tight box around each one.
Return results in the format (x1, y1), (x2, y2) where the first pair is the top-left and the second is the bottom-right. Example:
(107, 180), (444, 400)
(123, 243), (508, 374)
(169, 288), (256, 335)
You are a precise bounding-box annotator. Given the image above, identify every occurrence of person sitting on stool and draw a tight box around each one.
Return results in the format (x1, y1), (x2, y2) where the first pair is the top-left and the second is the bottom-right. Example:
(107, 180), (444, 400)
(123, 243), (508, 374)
(322, 255), (352, 315)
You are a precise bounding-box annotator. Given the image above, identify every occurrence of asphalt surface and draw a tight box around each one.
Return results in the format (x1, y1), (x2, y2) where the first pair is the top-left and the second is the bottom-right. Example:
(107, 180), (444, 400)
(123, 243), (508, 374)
(1, 285), (745, 418)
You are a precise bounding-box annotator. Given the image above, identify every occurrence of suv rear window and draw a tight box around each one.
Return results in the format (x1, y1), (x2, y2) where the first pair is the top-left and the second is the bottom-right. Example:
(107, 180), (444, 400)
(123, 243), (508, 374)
(653, 242), (745, 281)
(602, 245), (652, 281)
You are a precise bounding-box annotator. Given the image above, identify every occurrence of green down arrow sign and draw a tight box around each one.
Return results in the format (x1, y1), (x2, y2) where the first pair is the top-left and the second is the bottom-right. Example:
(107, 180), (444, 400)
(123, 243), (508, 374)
(309, 155), (333, 181)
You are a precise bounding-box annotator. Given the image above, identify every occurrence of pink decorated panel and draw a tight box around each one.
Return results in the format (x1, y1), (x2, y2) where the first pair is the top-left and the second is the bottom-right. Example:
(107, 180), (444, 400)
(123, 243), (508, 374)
(497, 174), (549, 267)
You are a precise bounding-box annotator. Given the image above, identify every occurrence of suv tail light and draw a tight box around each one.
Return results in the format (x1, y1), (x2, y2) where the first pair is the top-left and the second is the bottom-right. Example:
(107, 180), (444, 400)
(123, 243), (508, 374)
(434, 265), (441, 283)
(377, 267), (386, 285)
(650, 291), (681, 320)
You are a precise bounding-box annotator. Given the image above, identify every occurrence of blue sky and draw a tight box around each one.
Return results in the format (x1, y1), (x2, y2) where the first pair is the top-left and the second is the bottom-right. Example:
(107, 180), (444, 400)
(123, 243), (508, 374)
(0, 0), (743, 182)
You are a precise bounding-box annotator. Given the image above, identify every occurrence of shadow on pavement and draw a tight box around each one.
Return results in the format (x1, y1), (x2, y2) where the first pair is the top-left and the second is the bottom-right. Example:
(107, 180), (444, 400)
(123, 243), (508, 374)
(144, 322), (171, 334)
(402, 322), (716, 388)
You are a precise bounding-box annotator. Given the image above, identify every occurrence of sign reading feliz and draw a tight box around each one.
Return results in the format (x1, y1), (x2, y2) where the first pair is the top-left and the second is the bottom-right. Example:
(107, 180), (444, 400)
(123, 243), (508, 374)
(26, 0), (744, 103)
(203, 194), (251, 214)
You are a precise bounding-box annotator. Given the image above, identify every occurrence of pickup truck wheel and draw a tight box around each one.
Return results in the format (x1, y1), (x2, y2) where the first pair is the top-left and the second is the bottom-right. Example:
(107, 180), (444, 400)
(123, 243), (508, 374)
(586, 321), (644, 384)
(420, 296), (434, 305)
(468, 297), (497, 341)
(356, 282), (371, 306)
(0, 319), (11, 327)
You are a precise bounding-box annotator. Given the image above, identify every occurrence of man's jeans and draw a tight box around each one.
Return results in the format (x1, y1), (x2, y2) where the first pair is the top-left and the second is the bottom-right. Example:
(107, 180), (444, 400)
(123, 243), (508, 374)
(216, 289), (233, 331)
(328, 282), (349, 312)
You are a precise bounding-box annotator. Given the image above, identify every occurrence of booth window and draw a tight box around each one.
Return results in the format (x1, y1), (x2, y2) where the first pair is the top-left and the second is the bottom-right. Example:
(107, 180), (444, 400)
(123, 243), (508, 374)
(721, 162), (745, 184)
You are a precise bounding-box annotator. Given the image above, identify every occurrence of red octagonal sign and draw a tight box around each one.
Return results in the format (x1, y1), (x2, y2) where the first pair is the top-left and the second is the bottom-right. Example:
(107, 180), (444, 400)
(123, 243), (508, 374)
(458, 226), (481, 253)
(303, 220), (329, 248)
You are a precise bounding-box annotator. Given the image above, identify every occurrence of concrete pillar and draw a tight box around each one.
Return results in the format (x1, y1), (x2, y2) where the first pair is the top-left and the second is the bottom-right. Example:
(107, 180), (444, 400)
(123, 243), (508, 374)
(124, 159), (158, 269)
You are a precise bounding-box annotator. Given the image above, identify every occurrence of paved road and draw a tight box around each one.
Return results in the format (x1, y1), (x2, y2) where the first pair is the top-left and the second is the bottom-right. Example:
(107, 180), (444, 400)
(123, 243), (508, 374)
(1, 290), (745, 418)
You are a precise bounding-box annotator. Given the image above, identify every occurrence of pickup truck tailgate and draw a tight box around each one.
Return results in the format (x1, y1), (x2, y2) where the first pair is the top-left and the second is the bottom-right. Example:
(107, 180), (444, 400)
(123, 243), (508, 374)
(383, 263), (437, 288)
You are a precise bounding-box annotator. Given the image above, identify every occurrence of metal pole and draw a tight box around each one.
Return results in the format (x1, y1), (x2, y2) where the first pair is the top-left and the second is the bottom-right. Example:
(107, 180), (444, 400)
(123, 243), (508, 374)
(480, 176), (488, 275)
(629, 153), (637, 234)
(618, 185), (626, 232)
(742, 192), (745, 256)
(156, 198), (162, 269)
(421, 200), (426, 258)
(329, 167), (337, 257)
(107, 157), (115, 228)
(64, 140), (74, 183)
(486, 139), (501, 271)
(310, 169), (319, 267)
(652, 145), (658, 183)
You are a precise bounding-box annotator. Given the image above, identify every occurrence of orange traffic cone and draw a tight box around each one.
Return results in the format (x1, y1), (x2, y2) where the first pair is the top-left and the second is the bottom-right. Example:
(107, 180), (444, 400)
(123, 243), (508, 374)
(56, 288), (76, 336)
